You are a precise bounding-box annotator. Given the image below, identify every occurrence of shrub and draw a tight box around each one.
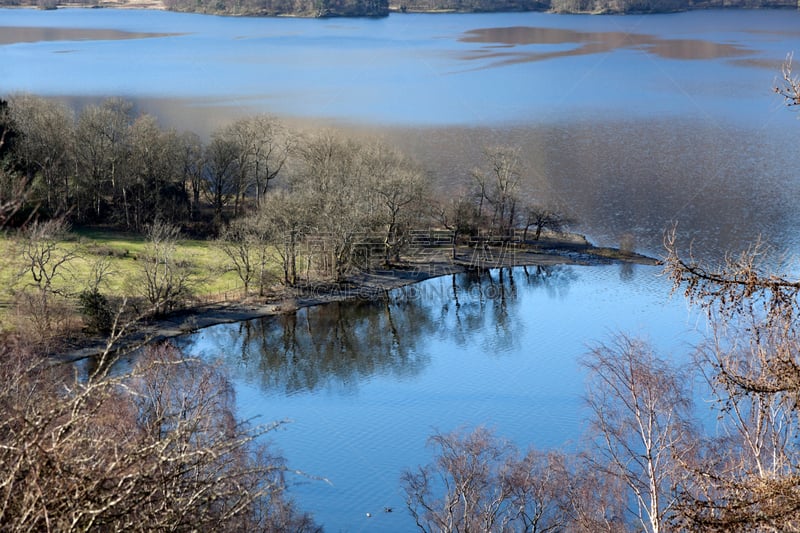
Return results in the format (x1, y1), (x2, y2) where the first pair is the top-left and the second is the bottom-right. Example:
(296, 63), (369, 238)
(78, 288), (113, 334)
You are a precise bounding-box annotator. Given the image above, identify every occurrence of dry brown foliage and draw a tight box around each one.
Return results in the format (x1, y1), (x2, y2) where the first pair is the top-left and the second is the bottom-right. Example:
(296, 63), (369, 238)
(0, 341), (319, 532)
(665, 226), (800, 532)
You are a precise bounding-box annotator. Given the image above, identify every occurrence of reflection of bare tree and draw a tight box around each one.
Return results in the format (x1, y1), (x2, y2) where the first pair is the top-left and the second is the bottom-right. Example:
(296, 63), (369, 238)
(186, 266), (579, 394)
(437, 266), (577, 352)
(619, 260), (635, 281)
(521, 264), (578, 296)
(200, 295), (437, 395)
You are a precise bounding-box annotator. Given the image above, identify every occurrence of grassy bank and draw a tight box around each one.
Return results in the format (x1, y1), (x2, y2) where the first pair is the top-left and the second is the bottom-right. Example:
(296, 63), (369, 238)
(71, 228), (243, 296)
(1, 225), (658, 359)
(3, 228), (242, 298)
(0, 228), (250, 342)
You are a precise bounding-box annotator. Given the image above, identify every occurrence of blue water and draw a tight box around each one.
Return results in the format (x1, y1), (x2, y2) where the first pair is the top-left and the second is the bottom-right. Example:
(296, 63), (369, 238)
(5, 9), (799, 529)
(2, 9), (800, 125)
(178, 265), (703, 531)
(6, 8), (800, 261)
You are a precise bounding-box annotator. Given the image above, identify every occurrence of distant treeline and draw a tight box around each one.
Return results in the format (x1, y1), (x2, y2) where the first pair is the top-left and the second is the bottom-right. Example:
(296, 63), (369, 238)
(391, 0), (797, 13)
(0, 0), (392, 15)
(0, 0), (796, 15)
(162, 0), (390, 17)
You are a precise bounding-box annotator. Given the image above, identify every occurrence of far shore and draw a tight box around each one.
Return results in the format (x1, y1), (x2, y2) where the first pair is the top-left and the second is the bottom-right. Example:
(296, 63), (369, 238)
(59, 236), (659, 364)
(4, 1), (793, 17)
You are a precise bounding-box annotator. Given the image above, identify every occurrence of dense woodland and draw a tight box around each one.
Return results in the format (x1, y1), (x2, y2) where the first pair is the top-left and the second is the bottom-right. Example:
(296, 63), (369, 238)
(0, 0), (796, 15)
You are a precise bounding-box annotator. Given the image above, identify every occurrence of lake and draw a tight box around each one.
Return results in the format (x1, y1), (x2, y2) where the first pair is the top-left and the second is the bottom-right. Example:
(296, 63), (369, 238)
(4, 8), (800, 258)
(176, 265), (702, 531)
(3, 7), (799, 530)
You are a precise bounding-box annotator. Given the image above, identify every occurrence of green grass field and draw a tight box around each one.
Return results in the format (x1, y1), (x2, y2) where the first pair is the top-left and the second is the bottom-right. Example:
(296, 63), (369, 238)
(3, 228), (247, 303)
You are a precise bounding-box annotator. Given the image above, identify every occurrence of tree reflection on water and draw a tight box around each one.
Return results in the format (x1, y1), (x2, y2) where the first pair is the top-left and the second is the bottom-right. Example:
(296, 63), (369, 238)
(188, 265), (578, 395)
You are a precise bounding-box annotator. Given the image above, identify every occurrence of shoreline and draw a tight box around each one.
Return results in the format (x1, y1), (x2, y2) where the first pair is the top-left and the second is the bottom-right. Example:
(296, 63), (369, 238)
(59, 239), (660, 363)
(2, 3), (796, 16)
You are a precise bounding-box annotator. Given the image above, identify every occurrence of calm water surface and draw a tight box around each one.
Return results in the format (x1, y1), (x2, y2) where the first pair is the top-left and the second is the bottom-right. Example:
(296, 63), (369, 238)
(4, 9), (798, 530)
(1, 8), (797, 125)
(177, 265), (702, 531)
(3, 8), (800, 257)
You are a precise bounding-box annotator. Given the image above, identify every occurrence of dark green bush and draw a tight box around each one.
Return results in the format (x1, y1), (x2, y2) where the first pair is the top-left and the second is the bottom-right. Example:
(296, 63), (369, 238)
(78, 289), (113, 334)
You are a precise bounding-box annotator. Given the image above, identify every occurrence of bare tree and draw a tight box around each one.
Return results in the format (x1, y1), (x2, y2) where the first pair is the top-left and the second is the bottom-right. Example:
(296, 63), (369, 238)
(8, 94), (73, 215)
(520, 204), (573, 242)
(216, 120), (254, 218)
(16, 218), (74, 296)
(665, 229), (800, 531)
(137, 220), (194, 316)
(649, 59), (800, 531)
(121, 115), (187, 230)
(213, 115), (294, 217)
(0, 97), (27, 226)
(14, 218), (77, 340)
(366, 143), (428, 265)
(77, 255), (115, 334)
(259, 190), (308, 287)
(503, 449), (573, 532)
(248, 115), (294, 205)
(203, 135), (240, 220)
(73, 98), (133, 222)
(472, 146), (523, 237)
(433, 190), (481, 260)
(402, 427), (572, 533)
(0, 98), (16, 161)
(217, 215), (274, 296)
(297, 132), (377, 282)
(775, 52), (800, 108)
(402, 427), (513, 532)
(176, 131), (206, 221)
(565, 453), (630, 533)
(0, 341), (320, 532)
(582, 335), (695, 533)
